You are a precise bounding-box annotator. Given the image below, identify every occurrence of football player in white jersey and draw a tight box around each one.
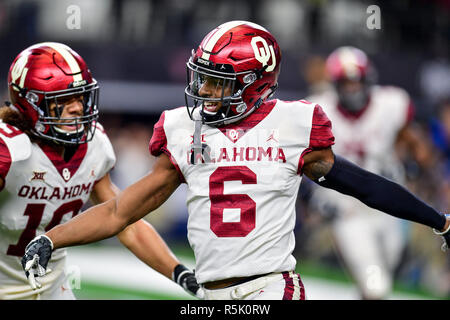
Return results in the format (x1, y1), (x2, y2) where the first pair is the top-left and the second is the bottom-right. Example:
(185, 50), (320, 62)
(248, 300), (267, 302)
(306, 46), (435, 299)
(0, 43), (201, 299)
(22, 22), (449, 300)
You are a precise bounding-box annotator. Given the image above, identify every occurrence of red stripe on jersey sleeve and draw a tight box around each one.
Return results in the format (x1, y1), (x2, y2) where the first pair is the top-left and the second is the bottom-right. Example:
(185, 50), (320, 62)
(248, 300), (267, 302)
(310, 104), (335, 149)
(149, 111), (168, 157)
(148, 111), (186, 183)
(405, 99), (415, 125)
(297, 104), (335, 175)
(0, 137), (12, 188)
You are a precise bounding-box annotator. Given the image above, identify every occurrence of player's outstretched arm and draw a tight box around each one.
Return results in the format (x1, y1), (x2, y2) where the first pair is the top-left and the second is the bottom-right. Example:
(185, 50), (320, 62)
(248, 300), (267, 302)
(52, 153), (179, 249)
(90, 172), (180, 280)
(302, 147), (450, 250)
(22, 154), (181, 289)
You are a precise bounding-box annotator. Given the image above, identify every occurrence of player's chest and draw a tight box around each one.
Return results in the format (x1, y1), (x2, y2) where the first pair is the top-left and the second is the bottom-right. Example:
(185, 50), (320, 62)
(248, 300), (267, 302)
(6, 146), (102, 202)
(182, 122), (309, 166)
(332, 103), (398, 142)
(178, 127), (305, 193)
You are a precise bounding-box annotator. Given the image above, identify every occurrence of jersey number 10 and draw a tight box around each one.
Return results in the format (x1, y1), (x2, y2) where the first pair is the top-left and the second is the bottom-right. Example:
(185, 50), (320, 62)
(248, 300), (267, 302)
(7, 199), (83, 257)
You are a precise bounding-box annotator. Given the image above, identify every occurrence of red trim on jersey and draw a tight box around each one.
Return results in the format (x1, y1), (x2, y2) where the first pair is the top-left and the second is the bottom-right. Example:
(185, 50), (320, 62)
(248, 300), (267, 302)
(149, 111), (186, 183)
(282, 272), (294, 300)
(0, 137), (12, 189)
(282, 272), (306, 300)
(149, 111), (167, 157)
(39, 142), (88, 182)
(218, 100), (277, 143)
(405, 99), (415, 125)
(297, 104), (335, 175)
(337, 96), (371, 121)
(93, 121), (106, 134)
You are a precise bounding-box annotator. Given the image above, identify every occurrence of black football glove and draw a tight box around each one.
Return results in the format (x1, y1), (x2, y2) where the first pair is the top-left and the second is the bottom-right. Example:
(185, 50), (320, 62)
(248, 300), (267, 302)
(433, 214), (450, 252)
(21, 235), (53, 289)
(172, 264), (204, 299)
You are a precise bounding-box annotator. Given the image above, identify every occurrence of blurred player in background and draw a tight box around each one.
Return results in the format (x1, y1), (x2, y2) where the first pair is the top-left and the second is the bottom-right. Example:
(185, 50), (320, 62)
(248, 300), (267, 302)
(0, 42), (201, 299)
(22, 22), (449, 300)
(305, 46), (436, 299)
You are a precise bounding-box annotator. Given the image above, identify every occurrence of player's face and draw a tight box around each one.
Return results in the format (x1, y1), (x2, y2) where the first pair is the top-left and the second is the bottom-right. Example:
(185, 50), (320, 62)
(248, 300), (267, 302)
(48, 94), (84, 132)
(336, 78), (369, 112)
(338, 79), (363, 94)
(198, 75), (233, 113)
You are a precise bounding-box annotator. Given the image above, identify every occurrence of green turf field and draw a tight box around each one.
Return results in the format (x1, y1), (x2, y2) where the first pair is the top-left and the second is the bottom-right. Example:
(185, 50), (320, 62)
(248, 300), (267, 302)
(67, 244), (445, 300)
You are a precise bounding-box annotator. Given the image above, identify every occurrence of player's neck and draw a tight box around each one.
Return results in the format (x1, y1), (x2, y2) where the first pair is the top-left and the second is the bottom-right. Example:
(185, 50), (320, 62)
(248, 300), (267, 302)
(61, 145), (78, 162)
(43, 142), (78, 162)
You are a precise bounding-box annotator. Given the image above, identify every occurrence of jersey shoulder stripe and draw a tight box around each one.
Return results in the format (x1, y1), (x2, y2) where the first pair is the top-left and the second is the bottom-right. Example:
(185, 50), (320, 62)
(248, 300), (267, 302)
(0, 138), (11, 183)
(0, 122), (32, 161)
(295, 102), (335, 175)
(310, 104), (335, 149)
(0, 122), (31, 187)
(149, 111), (168, 157)
(278, 99), (335, 149)
(149, 110), (186, 183)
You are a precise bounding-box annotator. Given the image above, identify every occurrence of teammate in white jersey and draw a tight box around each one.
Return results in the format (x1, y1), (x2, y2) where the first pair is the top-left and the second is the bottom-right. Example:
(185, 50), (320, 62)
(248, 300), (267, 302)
(305, 46), (434, 299)
(22, 22), (449, 300)
(0, 43), (201, 299)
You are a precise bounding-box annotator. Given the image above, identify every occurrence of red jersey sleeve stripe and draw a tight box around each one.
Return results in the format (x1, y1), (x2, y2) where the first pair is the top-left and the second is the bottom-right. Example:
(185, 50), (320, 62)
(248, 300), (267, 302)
(297, 104), (335, 175)
(405, 99), (415, 125)
(0, 138), (12, 187)
(149, 111), (167, 157)
(309, 104), (335, 148)
(148, 111), (186, 183)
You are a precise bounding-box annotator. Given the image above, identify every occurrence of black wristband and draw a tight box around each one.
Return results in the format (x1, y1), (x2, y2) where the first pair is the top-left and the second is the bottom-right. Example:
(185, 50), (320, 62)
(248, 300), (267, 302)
(316, 155), (446, 230)
(173, 264), (189, 283)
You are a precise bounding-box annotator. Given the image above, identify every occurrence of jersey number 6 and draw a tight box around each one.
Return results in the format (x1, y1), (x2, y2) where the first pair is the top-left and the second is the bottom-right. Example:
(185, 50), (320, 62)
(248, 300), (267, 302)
(209, 166), (257, 237)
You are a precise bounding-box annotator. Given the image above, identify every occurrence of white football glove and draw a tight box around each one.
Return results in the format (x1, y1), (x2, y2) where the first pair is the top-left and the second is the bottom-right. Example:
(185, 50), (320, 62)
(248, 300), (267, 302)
(21, 235), (53, 289)
(172, 264), (204, 299)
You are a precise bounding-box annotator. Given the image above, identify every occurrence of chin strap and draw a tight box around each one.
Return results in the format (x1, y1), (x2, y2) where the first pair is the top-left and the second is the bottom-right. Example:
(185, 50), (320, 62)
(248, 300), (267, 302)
(190, 114), (212, 165)
(190, 119), (203, 164)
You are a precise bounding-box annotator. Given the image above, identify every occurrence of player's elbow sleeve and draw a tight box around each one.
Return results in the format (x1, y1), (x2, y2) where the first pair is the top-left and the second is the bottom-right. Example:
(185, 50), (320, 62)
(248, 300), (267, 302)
(315, 155), (446, 230)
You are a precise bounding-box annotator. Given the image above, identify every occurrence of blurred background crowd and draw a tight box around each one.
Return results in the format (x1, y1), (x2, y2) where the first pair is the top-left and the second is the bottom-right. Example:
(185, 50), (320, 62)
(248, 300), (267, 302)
(0, 0), (449, 298)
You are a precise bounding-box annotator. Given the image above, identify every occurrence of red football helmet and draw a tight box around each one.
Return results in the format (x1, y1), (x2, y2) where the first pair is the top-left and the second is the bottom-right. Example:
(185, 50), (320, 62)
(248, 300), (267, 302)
(325, 46), (376, 113)
(326, 46), (373, 82)
(7, 42), (99, 144)
(185, 21), (281, 126)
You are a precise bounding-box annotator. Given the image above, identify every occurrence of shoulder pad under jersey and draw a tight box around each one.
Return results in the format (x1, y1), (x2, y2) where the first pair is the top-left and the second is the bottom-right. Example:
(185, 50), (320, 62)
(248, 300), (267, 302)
(0, 121), (32, 162)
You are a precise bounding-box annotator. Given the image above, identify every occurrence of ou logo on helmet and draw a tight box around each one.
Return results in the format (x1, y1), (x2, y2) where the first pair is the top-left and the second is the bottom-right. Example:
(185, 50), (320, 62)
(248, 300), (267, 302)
(251, 36), (276, 72)
(10, 54), (29, 91)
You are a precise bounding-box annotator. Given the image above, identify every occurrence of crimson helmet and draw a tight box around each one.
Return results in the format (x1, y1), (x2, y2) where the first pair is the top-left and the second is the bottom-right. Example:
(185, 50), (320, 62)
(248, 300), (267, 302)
(7, 42), (99, 144)
(185, 21), (281, 126)
(325, 46), (376, 113)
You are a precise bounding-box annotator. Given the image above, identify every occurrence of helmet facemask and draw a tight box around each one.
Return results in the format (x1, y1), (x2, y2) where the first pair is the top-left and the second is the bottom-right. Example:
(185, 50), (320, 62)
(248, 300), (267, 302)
(335, 78), (370, 113)
(185, 56), (258, 127)
(29, 80), (99, 145)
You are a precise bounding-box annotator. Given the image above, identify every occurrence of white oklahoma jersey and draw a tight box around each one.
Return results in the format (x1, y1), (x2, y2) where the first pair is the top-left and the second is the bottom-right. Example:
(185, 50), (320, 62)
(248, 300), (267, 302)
(149, 99), (335, 285)
(306, 85), (412, 298)
(307, 85), (413, 181)
(0, 121), (115, 299)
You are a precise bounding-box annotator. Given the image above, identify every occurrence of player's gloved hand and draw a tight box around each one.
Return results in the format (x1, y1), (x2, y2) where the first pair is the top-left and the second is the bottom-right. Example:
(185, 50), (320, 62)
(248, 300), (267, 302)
(21, 235), (53, 289)
(173, 264), (204, 299)
(433, 214), (450, 252)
